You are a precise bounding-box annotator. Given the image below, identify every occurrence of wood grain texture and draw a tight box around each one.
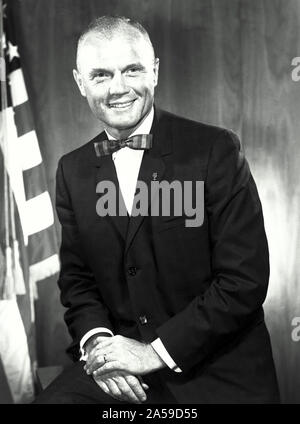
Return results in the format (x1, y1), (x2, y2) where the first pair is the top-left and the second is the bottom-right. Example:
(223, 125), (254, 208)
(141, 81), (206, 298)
(240, 0), (300, 403)
(8, 0), (300, 402)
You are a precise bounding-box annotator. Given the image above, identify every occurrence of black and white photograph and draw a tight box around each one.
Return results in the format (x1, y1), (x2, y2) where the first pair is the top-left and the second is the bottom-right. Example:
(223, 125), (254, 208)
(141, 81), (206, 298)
(0, 0), (300, 409)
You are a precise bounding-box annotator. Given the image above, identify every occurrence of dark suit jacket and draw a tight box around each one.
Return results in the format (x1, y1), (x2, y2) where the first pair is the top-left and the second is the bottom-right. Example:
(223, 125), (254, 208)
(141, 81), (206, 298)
(56, 108), (280, 403)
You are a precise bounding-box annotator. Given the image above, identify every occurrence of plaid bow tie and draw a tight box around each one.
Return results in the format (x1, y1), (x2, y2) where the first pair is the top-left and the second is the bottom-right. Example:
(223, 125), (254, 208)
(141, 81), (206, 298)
(94, 134), (153, 157)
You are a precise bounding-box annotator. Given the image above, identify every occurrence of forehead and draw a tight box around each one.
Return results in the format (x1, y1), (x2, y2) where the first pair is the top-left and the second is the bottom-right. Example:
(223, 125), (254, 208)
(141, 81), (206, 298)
(78, 31), (153, 72)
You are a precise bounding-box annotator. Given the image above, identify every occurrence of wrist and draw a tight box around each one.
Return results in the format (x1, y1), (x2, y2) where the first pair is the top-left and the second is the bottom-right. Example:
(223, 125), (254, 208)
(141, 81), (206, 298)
(145, 343), (166, 372)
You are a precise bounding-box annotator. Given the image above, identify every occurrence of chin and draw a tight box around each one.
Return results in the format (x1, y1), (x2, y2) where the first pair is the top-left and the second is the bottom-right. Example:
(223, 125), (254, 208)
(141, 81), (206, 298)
(108, 116), (141, 130)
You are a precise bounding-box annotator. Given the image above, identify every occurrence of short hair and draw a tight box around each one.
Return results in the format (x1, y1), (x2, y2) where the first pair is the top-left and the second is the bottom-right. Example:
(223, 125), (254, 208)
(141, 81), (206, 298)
(76, 15), (155, 69)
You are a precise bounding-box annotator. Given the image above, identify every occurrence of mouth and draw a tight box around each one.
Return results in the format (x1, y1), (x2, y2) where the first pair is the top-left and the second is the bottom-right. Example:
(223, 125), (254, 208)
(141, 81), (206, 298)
(108, 99), (136, 109)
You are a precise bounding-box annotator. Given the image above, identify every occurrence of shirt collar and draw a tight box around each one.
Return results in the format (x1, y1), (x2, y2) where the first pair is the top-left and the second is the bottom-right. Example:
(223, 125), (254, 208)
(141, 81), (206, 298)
(105, 106), (154, 141)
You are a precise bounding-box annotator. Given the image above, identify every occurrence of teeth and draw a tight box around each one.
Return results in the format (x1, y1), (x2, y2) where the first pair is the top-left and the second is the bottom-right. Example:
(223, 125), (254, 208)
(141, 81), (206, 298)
(109, 101), (133, 108)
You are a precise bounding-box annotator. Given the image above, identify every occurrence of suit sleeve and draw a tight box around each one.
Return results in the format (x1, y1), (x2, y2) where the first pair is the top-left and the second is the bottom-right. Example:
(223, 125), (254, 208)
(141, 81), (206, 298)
(56, 157), (114, 360)
(156, 129), (269, 372)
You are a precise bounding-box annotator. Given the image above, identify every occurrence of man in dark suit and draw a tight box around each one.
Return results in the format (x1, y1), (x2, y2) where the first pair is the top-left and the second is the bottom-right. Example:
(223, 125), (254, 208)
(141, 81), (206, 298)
(34, 15), (280, 404)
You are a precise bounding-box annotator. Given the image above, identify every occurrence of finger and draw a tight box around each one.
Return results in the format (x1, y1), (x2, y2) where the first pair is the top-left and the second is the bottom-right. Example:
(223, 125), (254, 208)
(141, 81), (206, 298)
(87, 338), (110, 360)
(85, 350), (104, 369)
(85, 346), (104, 368)
(85, 349), (116, 374)
(86, 353), (106, 375)
(96, 379), (120, 402)
(125, 375), (147, 402)
(93, 361), (121, 377)
(141, 382), (150, 390)
(87, 344), (100, 359)
(85, 355), (102, 374)
(96, 380), (111, 396)
(87, 344), (106, 361)
(105, 378), (122, 397)
(111, 376), (142, 404)
(138, 376), (150, 391)
(84, 354), (98, 371)
(88, 345), (114, 363)
(87, 350), (117, 370)
(105, 378), (123, 399)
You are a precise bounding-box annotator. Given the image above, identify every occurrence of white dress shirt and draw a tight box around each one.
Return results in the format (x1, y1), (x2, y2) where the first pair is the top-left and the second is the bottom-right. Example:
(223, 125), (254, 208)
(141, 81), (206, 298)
(80, 107), (182, 373)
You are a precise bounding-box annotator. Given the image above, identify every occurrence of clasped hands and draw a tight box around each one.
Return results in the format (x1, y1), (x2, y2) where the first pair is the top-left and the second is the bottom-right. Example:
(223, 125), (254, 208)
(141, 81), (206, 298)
(83, 335), (165, 404)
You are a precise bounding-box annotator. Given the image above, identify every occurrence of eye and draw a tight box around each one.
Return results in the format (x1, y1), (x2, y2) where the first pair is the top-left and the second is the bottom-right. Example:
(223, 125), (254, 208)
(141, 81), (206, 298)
(93, 72), (110, 81)
(125, 67), (141, 76)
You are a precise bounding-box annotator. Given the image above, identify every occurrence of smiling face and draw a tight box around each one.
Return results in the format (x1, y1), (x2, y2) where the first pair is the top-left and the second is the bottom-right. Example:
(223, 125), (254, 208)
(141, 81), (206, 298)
(73, 27), (159, 138)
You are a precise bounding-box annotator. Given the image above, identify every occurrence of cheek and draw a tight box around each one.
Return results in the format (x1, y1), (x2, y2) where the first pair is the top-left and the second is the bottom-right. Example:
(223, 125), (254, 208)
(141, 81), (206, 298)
(135, 86), (155, 103)
(129, 77), (154, 94)
(85, 95), (106, 117)
(85, 84), (107, 102)
(86, 94), (98, 109)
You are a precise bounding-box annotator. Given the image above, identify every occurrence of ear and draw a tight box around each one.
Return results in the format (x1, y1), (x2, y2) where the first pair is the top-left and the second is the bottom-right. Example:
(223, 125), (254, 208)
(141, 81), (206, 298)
(153, 58), (159, 87)
(73, 69), (87, 97)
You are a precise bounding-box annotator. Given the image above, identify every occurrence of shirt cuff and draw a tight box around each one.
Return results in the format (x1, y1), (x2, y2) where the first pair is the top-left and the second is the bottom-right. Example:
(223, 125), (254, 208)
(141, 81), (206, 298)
(79, 328), (114, 361)
(151, 338), (182, 373)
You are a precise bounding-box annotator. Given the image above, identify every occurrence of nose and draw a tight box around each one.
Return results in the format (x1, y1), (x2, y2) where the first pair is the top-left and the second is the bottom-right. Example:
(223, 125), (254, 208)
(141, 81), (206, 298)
(109, 72), (130, 96)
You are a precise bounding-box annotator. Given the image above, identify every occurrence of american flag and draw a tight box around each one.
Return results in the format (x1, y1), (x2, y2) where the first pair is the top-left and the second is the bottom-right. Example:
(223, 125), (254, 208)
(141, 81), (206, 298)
(0, 1), (60, 403)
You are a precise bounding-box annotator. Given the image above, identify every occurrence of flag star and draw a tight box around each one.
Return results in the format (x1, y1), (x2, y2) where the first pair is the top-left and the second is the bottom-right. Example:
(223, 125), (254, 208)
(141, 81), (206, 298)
(8, 41), (19, 61)
(2, 3), (7, 19)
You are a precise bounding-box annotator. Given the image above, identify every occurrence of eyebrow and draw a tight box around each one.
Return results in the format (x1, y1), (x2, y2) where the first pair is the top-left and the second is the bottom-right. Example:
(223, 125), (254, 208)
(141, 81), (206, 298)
(88, 63), (145, 78)
(123, 63), (145, 71)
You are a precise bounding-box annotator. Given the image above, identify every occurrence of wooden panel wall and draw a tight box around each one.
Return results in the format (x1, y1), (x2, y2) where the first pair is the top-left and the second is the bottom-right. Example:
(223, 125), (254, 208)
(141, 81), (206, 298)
(240, 0), (300, 404)
(8, 0), (300, 402)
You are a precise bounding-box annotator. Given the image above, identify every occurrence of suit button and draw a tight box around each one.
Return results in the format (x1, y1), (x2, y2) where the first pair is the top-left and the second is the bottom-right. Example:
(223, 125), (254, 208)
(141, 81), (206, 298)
(128, 267), (137, 276)
(139, 315), (148, 325)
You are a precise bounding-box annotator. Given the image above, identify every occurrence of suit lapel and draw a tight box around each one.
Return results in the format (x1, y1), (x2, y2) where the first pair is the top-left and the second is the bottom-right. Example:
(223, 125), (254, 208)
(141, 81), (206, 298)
(93, 132), (129, 240)
(125, 108), (173, 253)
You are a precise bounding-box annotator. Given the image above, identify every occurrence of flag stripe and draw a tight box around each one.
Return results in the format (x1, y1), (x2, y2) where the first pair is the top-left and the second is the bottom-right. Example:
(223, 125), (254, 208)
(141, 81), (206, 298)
(23, 163), (48, 200)
(28, 226), (59, 265)
(29, 254), (60, 286)
(14, 100), (34, 137)
(8, 68), (28, 107)
(24, 192), (55, 236)
(18, 131), (42, 171)
(0, 299), (34, 403)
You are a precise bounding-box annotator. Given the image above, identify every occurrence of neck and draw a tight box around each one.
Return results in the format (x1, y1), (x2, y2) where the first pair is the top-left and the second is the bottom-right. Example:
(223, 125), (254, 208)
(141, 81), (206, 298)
(105, 127), (136, 140)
